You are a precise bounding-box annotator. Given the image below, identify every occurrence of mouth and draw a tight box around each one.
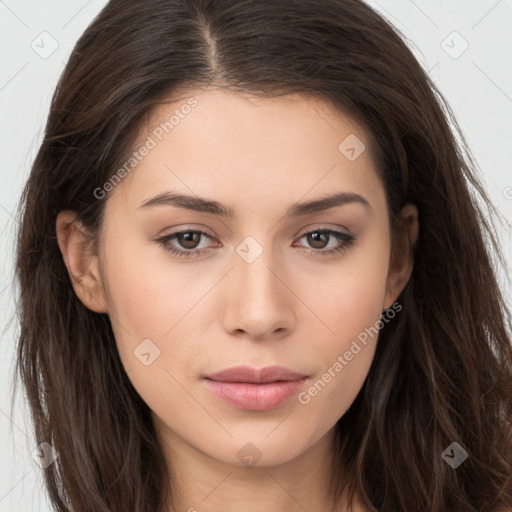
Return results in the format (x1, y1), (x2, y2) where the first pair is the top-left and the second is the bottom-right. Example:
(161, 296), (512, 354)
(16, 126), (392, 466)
(203, 365), (309, 411)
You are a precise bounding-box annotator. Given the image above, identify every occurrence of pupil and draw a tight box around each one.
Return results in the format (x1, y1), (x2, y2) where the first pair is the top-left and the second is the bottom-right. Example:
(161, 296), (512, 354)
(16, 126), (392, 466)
(180, 232), (199, 249)
(309, 232), (327, 249)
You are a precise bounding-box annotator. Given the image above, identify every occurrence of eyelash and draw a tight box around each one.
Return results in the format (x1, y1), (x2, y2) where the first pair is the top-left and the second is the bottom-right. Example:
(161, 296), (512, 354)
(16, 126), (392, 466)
(155, 228), (356, 259)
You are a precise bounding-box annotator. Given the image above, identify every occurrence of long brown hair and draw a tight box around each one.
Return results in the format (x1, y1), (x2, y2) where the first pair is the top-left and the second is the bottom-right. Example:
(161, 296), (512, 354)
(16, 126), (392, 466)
(13, 0), (512, 510)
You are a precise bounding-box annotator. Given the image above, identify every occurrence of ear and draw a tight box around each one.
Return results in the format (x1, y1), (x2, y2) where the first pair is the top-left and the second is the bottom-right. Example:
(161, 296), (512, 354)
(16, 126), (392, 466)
(56, 210), (108, 313)
(383, 203), (419, 310)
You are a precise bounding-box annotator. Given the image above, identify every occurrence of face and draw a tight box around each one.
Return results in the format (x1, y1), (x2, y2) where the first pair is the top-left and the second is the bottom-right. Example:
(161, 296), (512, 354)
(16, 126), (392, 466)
(59, 87), (413, 470)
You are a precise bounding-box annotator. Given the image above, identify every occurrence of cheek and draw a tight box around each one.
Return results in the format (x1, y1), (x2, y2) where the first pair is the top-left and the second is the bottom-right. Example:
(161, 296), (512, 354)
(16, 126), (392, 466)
(292, 234), (390, 426)
(98, 231), (181, 370)
(296, 228), (390, 345)
(99, 226), (229, 392)
(101, 221), (192, 331)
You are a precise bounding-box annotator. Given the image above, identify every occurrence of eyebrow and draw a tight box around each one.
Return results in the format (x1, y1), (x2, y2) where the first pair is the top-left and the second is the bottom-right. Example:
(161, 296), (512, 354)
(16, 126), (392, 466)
(138, 190), (372, 218)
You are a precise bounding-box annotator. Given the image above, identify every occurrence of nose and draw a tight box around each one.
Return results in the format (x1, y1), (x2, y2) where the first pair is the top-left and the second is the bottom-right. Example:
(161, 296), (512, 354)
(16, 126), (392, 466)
(220, 241), (295, 342)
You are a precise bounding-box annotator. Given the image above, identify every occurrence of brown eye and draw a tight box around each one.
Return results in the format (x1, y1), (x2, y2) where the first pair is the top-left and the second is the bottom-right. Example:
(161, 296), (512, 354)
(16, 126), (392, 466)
(156, 230), (216, 258)
(295, 229), (356, 257)
(175, 232), (202, 249)
(306, 231), (330, 249)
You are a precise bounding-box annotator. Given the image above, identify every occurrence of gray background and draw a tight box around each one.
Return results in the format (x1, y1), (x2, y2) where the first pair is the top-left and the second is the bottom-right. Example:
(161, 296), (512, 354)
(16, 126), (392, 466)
(1, 1), (511, 510)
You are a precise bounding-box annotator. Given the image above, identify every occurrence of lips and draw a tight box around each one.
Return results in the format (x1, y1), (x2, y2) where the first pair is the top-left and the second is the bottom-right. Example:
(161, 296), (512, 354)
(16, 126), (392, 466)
(206, 365), (308, 383)
(204, 365), (309, 411)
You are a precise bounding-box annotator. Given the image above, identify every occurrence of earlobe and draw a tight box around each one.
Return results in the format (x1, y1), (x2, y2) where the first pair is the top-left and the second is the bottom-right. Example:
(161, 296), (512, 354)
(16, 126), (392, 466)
(383, 203), (419, 310)
(56, 210), (108, 313)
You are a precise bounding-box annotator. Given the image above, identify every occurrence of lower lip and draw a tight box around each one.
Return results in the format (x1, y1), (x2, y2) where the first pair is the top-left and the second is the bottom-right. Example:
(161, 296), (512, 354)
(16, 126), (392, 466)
(204, 378), (307, 411)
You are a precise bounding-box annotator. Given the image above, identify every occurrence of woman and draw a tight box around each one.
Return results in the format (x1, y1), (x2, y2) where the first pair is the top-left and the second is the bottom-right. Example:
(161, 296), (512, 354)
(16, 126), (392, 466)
(14, 0), (512, 510)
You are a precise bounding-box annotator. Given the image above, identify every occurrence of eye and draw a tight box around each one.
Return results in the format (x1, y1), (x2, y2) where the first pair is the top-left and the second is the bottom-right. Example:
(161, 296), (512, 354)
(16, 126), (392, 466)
(293, 229), (356, 257)
(156, 229), (216, 258)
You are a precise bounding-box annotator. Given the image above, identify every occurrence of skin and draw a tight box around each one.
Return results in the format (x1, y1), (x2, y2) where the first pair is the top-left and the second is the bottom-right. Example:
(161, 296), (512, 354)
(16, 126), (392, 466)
(56, 87), (419, 512)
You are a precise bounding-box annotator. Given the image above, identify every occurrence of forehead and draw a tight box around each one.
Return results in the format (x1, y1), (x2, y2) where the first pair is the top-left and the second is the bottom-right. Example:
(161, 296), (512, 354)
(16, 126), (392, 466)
(105, 87), (386, 218)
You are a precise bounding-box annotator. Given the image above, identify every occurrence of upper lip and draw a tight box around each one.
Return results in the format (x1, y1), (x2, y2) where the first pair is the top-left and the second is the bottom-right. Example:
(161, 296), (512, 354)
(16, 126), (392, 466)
(205, 365), (308, 383)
